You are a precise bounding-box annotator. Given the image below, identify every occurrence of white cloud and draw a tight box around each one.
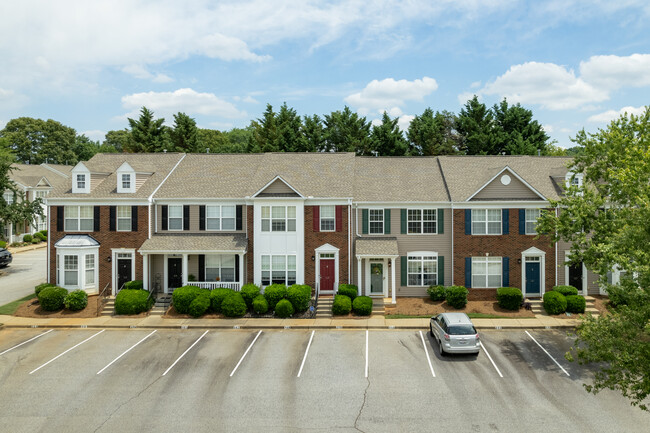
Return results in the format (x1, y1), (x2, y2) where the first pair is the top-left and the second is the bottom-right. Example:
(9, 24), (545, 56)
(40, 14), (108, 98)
(81, 130), (106, 141)
(397, 114), (415, 132)
(120, 88), (246, 122)
(580, 54), (650, 90)
(587, 106), (647, 123)
(542, 124), (554, 133)
(233, 95), (260, 104)
(457, 91), (479, 105)
(122, 65), (173, 83)
(344, 77), (438, 115)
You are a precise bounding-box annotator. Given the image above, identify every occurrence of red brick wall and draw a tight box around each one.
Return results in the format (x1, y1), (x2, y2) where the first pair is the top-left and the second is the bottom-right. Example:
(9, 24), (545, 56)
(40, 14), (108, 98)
(304, 205), (349, 289)
(453, 209), (555, 291)
(49, 205), (149, 291)
(246, 205), (254, 284)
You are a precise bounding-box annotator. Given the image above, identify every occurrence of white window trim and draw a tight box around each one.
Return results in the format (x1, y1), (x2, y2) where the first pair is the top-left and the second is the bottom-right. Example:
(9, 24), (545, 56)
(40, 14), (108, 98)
(111, 249), (136, 295)
(407, 208), (437, 235)
(261, 205), (296, 233)
(55, 247), (99, 292)
(206, 205), (237, 231)
(261, 254), (297, 287)
(525, 208), (541, 235)
(117, 205), (132, 232)
(472, 256), (502, 288)
(168, 205), (183, 231)
(320, 205), (336, 232)
(521, 247), (546, 297)
(406, 252), (438, 287)
(204, 254), (236, 282)
(315, 243), (340, 294)
(64, 205), (94, 232)
(368, 209), (384, 235)
(471, 209), (502, 235)
(563, 250), (587, 295)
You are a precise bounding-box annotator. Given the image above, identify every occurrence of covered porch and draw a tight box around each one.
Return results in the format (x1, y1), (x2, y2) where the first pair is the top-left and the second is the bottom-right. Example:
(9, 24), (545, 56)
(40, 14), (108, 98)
(355, 237), (398, 304)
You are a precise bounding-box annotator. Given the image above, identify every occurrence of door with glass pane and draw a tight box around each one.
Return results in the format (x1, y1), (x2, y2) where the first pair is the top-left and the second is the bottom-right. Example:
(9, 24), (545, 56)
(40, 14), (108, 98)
(370, 262), (383, 294)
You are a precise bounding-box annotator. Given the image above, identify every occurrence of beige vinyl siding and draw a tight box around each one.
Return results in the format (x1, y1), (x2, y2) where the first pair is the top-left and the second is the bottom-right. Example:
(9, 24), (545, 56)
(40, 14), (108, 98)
(90, 174), (108, 191)
(472, 175), (542, 201)
(156, 204), (246, 234)
(557, 240), (601, 295)
(260, 178), (298, 195)
(135, 174), (151, 190)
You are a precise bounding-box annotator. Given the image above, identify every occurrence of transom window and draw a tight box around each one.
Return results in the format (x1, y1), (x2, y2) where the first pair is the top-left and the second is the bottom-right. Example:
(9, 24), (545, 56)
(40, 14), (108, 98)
(76, 174), (86, 190)
(64, 255), (78, 286)
(369, 209), (384, 234)
(85, 254), (95, 285)
(472, 257), (502, 288)
(205, 255), (235, 282)
(261, 206), (296, 232)
(407, 255), (437, 286)
(168, 205), (183, 230)
(206, 205), (236, 231)
(117, 206), (131, 231)
(261, 255), (296, 286)
(525, 209), (541, 235)
(320, 205), (335, 231)
(65, 206), (93, 231)
(408, 209), (436, 234)
(472, 209), (501, 235)
(121, 174), (131, 190)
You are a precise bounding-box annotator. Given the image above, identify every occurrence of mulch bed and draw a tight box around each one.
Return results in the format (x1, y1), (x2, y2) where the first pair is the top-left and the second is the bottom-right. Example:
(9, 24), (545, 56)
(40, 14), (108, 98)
(14, 295), (102, 318)
(388, 297), (536, 318)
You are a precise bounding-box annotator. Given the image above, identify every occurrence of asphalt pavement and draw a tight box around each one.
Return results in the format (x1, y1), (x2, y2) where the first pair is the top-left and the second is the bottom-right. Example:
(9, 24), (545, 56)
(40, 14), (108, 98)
(0, 247), (46, 305)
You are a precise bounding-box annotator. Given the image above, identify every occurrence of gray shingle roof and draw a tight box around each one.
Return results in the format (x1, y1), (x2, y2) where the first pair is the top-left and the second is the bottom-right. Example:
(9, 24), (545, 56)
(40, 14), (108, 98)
(355, 237), (399, 257)
(139, 233), (248, 252)
(9, 163), (71, 189)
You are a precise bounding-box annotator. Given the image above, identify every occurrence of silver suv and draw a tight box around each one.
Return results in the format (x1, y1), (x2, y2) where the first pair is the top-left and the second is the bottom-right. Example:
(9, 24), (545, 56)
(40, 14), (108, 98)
(429, 312), (480, 355)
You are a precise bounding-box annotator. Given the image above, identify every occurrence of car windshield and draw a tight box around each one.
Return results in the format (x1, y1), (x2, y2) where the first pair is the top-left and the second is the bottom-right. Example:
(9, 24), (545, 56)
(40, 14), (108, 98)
(447, 324), (476, 335)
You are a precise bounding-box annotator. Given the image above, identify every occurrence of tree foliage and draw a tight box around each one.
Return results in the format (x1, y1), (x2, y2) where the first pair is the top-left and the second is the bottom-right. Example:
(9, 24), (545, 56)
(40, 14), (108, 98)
(169, 112), (198, 152)
(0, 117), (78, 165)
(370, 112), (407, 156)
(125, 107), (168, 153)
(322, 106), (371, 154)
(407, 108), (459, 156)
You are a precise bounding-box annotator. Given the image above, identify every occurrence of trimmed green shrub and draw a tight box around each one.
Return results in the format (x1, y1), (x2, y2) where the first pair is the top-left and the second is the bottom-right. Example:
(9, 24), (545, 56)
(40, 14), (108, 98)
(337, 284), (358, 301)
(115, 289), (152, 315)
(31, 238), (40, 244)
(188, 293), (211, 318)
(22, 234), (32, 243)
(38, 287), (68, 311)
(445, 285), (468, 309)
(543, 291), (567, 315)
(221, 292), (247, 317)
(35, 282), (55, 296)
(352, 296), (373, 316)
(210, 288), (234, 313)
(287, 284), (311, 312)
(172, 285), (206, 314)
(496, 287), (523, 311)
(39, 230), (47, 237)
(275, 299), (294, 318)
(0, 240), (6, 248)
(566, 295), (586, 314)
(252, 295), (269, 314)
(332, 294), (352, 315)
(124, 280), (144, 291)
(553, 285), (579, 297)
(240, 283), (261, 308)
(64, 290), (88, 311)
(34, 232), (46, 241)
(263, 284), (287, 310)
(427, 285), (446, 302)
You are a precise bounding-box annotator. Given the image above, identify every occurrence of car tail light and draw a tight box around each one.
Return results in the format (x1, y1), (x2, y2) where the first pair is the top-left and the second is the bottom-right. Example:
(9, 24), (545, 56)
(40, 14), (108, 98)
(444, 333), (450, 341)
(475, 334), (480, 341)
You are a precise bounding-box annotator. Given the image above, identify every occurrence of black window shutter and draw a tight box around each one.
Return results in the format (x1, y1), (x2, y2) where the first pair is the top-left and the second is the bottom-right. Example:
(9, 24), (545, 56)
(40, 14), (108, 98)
(235, 255), (240, 282)
(183, 205), (190, 231)
(502, 209), (509, 234)
(198, 254), (205, 281)
(109, 206), (116, 231)
(199, 205), (206, 231)
(162, 205), (168, 231)
(362, 209), (368, 234)
(465, 257), (472, 288)
(93, 206), (100, 232)
(503, 257), (510, 287)
(519, 209), (526, 235)
(57, 206), (64, 231)
(131, 206), (138, 232)
(236, 205), (243, 231)
(465, 209), (471, 235)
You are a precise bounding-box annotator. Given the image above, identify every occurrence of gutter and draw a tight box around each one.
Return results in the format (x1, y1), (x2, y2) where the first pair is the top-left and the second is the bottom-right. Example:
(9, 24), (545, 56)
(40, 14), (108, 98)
(148, 153), (187, 239)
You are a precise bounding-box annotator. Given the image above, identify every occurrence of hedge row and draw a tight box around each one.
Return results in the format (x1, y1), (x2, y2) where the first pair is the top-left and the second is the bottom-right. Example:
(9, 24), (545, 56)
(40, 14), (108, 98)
(115, 289), (153, 315)
(543, 285), (586, 315)
(332, 294), (372, 316)
(35, 286), (89, 312)
(425, 285), (469, 309)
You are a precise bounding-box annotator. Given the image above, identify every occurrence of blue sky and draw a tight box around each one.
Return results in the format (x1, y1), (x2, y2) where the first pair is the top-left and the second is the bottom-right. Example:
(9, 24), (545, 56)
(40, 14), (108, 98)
(1, 0), (649, 148)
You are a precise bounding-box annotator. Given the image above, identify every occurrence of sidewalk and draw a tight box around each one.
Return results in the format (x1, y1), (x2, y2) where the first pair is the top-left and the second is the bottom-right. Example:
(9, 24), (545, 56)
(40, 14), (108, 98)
(7, 243), (47, 254)
(0, 314), (579, 330)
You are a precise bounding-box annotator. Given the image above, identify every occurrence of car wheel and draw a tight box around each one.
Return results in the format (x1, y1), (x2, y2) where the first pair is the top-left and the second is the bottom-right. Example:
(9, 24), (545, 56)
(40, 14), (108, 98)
(438, 338), (445, 356)
(429, 324), (434, 337)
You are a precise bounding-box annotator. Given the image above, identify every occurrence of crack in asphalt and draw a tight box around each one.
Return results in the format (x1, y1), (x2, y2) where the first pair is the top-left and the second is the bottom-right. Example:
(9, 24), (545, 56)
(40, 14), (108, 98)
(354, 377), (370, 433)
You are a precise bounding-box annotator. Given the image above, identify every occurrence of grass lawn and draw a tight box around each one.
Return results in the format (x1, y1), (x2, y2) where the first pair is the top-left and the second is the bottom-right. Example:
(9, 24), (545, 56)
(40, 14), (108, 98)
(0, 294), (36, 315)
(386, 312), (536, 319)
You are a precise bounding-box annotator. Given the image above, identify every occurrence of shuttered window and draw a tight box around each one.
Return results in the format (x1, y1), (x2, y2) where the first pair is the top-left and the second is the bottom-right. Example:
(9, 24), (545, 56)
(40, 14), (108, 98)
(472, 257), (502, 288)
(117, 206), (131, 231)
(64, 206), (93, 231)
(471, 209), (501, 235)
(168, 205), (183, 230)
(407, 255), (437, 286)
(320, 205), (335, 231)
(369, 209), (383, 234)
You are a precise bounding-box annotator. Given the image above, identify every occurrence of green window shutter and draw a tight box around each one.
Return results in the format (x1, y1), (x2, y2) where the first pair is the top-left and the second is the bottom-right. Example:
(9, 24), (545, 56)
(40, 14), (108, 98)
(401, 256), (407, 286)
(437, 208), (444, 234)
(362, 209), (369, 234)
(384, 209), (391, 234)
(400, 209), (407, 234)
(438, 256), (444, 286)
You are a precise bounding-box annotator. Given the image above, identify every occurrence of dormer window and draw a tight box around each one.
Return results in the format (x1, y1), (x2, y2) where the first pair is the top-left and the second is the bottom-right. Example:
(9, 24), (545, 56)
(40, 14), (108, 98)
(77, 174), (86, 190)
(116, 161), (136, 193)
(566, 172), (583, 189)
(71, 162), (91, 194)
(121, 174), (131, 190)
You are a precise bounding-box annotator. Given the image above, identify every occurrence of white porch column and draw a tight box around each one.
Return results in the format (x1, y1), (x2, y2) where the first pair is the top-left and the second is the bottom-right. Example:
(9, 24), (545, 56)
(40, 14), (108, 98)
(357, 257), (362, 296)
(391, 257), (396, 304)
(182, 253), (188, 287)
(142, 254), (149, 292)
(163, 254), (169, 294)
(238, 253), (244, 288)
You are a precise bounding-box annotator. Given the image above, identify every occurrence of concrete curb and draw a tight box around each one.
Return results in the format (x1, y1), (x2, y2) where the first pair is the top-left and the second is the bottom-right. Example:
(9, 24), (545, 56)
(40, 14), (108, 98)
(6, 243), (47, 255)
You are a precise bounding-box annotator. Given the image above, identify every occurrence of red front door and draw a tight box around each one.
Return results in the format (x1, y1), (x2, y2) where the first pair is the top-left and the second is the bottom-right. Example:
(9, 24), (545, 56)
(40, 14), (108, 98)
(320, 259), (335, 291)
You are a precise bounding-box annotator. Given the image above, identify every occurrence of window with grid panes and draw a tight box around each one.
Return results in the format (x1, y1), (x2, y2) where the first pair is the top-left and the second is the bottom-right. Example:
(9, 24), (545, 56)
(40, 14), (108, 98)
(369, 209), (383, 234)
(471, 209), (501, 235)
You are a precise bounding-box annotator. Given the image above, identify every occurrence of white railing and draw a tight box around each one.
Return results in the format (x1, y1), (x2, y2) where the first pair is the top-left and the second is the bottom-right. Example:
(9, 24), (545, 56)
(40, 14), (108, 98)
(192, 282), (242, 291)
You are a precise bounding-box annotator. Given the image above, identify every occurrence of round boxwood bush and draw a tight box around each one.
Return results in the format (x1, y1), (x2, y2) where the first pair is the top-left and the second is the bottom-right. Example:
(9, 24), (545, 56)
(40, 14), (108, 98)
(445, 285), (468, 309)
(38, 287), (68, 311)
(427, 285), (446, 302)
(263, 284), (287, 310)
(35, 282), (56, 296)
(188, 293), (211, 318)
(124, 280), (144, 291)
(352, 296), (373, 316)
(496, 287), (523, 311)
(210, 288), (234, 313)
(172, 285), (206, 314)
(337, 284), (358, 301)
(221, 292), (247, 317)
(240, 283), (261, 308)
(275, 299), (294, 318)
(252, 295), (268, 314)
(553, 285), (579, 297)
(115, 289), (152, 315)
(39, 230), (47, 237)
(287, 284), (311, 312)
(565, 295), (586, 314)
(22, 234), (32, 243)
(64, 290), (88, 311)
(31, 238), (40, 244)
(543, 291), (567, 315)
(332, 294), (352, 315)
(35, 232), (46, 241)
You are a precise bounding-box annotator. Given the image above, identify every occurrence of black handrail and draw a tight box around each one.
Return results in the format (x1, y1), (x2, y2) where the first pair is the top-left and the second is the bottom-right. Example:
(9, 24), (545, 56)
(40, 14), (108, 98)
(96, 282), (111, 316)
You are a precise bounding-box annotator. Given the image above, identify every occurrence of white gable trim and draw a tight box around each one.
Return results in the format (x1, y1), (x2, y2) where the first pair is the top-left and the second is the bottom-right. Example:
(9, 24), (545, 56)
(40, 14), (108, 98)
(36, 177), (52, 187)
(315, 243), (340, 253)
(252, 175), (304, 198)
(466, 166), (546, 201)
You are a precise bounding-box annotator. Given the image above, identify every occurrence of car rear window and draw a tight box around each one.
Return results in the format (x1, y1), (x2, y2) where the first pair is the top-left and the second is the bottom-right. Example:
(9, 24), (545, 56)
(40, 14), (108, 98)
(447, 325), (476, 335)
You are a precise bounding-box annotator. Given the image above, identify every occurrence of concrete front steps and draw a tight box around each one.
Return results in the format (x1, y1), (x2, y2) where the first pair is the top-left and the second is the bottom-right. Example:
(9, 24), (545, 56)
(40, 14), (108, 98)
(150, 294), (172, 316)
(315, 296), (333, 318)
(528, 295), (599, 315)
(100, 296), (115, 317)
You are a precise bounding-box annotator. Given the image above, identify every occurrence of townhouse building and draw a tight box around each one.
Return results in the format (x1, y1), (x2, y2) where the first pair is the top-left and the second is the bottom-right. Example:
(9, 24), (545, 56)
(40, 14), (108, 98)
(45, 152), (605, 301)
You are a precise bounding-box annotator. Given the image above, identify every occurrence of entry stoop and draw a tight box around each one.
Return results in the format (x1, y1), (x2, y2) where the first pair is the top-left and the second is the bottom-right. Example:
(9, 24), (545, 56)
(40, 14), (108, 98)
(315, 296), (333, 318)
(100, 296), (115, 316)
(371, 298), (385, 316)
(150, 294), (172, 316)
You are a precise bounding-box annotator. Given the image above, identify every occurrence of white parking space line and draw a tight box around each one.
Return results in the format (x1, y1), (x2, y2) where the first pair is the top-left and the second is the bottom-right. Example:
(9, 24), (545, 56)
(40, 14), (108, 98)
(97, 330), (156, 375)
(525, 331), (570, 377)
(230, 330), (262, 377)
(29, 330), (105, 374)
(365, 330), (369, 378)
(418, 331), (436, 378)
(162, 330), (208, 376)
(479, 341), (504, 378)
(297, 330), (315, 378)
(0, 329), (53, 356)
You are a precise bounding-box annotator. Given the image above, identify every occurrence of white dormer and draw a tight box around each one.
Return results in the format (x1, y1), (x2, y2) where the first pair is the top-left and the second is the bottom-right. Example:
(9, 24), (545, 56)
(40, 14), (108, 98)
(71, 162), (91, 194)
(565, 171), (584, 189)
(117, 162), (136, 194)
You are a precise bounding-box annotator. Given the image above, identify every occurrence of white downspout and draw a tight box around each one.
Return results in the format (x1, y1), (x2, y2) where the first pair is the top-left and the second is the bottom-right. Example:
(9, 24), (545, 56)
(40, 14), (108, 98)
(450, 202), (454, 287)
(348, 199), (352, 284)
(555, 207), (559, 287)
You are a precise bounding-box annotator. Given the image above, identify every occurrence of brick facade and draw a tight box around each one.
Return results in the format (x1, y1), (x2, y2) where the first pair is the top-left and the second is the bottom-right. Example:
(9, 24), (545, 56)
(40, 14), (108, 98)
(453, 208), (555, 291)
(49, 205), (149, 291)
(246, 205), (254, 284)
(303, 205), (349, 288)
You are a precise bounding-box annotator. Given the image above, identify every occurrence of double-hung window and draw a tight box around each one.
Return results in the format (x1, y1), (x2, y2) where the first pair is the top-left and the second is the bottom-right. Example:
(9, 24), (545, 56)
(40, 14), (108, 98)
(261, 206), (296, 232)
(320, 205), (335, 231)
(369, 209), (384, 234)
(261, 255), (296, 286)
(525, 209), (541, 235)
(76, 174), (86, 190)
(472, 257), (502, 288)
(205, 255), (235, 282)
(65, 206), (93, 231)
(121, 174), (131, 190)
(408, 209), (436, 234)
(472, 209), (501, 235)
(117, 206), (131, 231)
(85, 254), (95, 286)
(206, 205), (236, 231)
(168, 205), (183, 230)
(407, 255), (437, 286)
(64, 255), (78, 286)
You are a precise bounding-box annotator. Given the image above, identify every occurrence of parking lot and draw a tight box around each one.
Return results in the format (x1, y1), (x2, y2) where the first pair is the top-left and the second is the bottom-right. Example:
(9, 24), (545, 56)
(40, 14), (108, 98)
(0, 328), (646, 432)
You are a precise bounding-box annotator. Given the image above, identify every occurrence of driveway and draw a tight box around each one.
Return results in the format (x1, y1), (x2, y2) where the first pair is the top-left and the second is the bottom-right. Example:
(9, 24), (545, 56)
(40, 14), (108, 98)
(0, 247), (46, 305)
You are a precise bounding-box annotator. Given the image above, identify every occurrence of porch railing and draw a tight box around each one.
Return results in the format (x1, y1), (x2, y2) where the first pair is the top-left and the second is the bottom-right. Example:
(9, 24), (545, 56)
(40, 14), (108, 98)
(191, 282), (242, 291)
(96, 282), (111, 317)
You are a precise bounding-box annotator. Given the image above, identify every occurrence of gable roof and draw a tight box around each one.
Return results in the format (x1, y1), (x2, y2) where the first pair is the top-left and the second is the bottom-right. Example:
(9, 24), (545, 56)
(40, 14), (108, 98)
(9, 163), (71, 190)
(253, 176), (303, 198)
(468, 166), (546, 201)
